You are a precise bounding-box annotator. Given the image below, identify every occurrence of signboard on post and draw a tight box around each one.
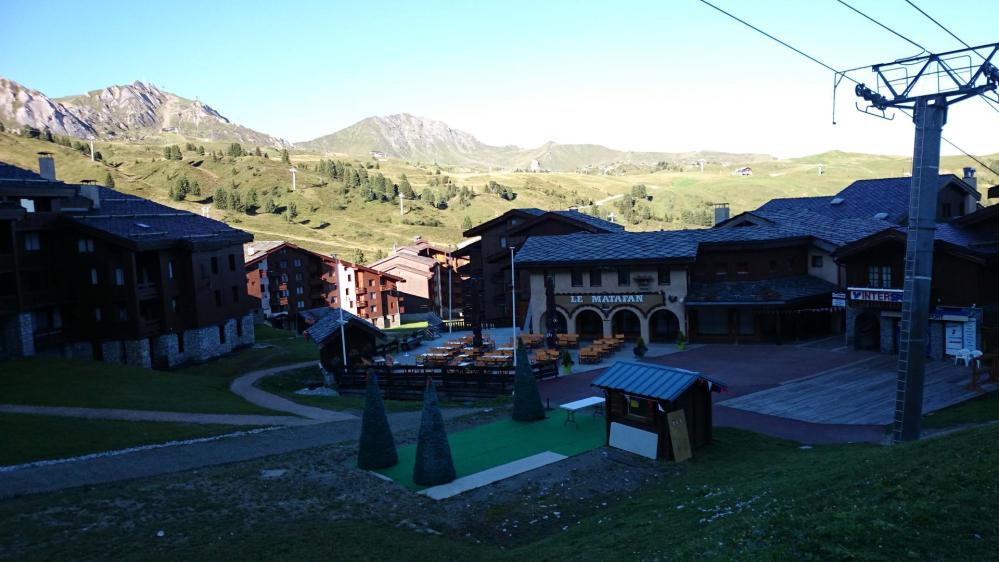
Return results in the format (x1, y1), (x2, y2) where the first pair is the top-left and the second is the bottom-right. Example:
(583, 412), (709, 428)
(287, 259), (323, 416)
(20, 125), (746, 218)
(945, 322), (964, 356)
(666, 410), (692, 462)
(832, 292), (846, 308)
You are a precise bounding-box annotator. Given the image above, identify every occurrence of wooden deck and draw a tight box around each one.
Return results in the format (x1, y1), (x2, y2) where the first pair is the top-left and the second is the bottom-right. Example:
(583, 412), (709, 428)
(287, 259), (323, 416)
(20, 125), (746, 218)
(719, 355), (996, 426)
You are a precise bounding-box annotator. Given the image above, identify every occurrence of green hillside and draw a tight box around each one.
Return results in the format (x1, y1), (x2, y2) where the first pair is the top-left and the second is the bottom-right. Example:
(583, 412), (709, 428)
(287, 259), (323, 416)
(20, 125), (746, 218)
(1, 131), (995, 260)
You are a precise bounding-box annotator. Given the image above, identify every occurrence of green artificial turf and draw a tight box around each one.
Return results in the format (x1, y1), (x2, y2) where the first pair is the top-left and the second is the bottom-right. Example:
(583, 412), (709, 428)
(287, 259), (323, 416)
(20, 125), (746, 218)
(0, 413), (243, 466)
(377, 412), (604, 490)
(922, 389), (999, 429)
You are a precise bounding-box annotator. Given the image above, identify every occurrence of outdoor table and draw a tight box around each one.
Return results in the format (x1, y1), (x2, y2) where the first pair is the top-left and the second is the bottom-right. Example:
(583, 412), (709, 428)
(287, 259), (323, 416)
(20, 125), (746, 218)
(372, 356), (386, 365)
(559, 396), (606, 426)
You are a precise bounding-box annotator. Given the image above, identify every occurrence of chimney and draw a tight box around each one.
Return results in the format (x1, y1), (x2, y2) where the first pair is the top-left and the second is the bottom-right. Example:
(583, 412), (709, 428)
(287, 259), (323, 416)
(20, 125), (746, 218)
(37, 152), (56, 181)
(78, 185), (101, 210)
(963, 167), (977, 190)
(712, 203), (730, 226)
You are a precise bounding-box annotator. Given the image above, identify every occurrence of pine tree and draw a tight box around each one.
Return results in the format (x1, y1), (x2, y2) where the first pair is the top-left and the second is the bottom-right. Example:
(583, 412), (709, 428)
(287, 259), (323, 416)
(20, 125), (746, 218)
(287, 201), (298, 219)
(374, 248), (386, 260)
(0, 122), (5, 132)
(170, 145), (182, 160)
(400, 175), (415, 198)
(413, 382), (456, 486)
(104, 172), (115, 188)
(190, 180), (201, 197)
(214, 187), (229, 209)
(512, 339), (546, 421)
(281, 149), (290, 164)
(231, 192), (245, 213)
(254, 146), (262, 157)
(264, 197), (278, 214)
(462, 215), (473, 230)
(163, 146), (172, 160)
(357, 373), (398, 469)
(197, 145), (205, 156)
(246, 188), (258, 210)
(352, 248), (366, 264)
(42, 129), (53, 142)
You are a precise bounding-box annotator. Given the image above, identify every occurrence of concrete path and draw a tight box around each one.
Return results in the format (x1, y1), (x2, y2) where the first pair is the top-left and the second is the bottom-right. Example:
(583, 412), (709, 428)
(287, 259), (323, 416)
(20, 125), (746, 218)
(0, 408), (478, 499)
(0, 404), (312, 427)
(229, 361), (355, 423)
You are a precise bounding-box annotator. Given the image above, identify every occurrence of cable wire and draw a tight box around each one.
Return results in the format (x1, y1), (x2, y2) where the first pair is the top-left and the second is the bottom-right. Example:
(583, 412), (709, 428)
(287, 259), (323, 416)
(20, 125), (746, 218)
(836, 0), (927, 53)
(694, 0), (999, 177)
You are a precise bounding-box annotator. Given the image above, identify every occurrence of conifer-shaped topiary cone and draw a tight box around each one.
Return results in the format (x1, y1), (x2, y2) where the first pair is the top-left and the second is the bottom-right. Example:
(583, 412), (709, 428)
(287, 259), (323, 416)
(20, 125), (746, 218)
(512, 339), (546, 421)
(357, 372), (398, 470)
(413, 382), (456, 486)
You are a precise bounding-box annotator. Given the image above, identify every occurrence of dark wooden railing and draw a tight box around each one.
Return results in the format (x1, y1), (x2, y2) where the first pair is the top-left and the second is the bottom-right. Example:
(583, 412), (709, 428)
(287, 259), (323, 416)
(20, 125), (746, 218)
(328, 362), (559, 400)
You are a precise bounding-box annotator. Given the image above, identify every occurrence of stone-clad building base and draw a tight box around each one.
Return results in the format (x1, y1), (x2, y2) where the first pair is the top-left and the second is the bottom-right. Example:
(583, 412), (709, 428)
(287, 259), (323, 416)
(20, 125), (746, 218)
(18, 313), (257, 370)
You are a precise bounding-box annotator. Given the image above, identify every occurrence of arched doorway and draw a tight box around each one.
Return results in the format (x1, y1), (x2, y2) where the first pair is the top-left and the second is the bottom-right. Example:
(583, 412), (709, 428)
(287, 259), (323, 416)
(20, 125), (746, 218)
(649, 309), (680, 343)
(575, 309), (603, 340)
(854, 310), (880, 351)
(612, 309), (642, 340)
(540, 310), (568, 334)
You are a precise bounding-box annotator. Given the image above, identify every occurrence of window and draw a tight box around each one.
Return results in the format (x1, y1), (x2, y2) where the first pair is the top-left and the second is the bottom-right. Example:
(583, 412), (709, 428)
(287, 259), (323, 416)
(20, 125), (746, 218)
(229, 254), (237, 271)
(94, 307), (102, 321)
(280, 260), (288, 269)
(811, 255), (824, 268)
(19, 198), (35, 213)
(167, 260), (175, 279)
(295, 272), (303, 281)
(115, 268), (125, 286)
(867, 265), (893, 288)
(214, 289), (222, 307)
(500, 236), (508, 249)
(380, 277), (386, 286)
(657, 266), (671, 285)
(735, 262), (749, 276)
(297, 300), (304, 309)
(369, 279), (374, 287)
(295, 286), (304, 295)
(232, 286), (240, 303)
(372, 305), (377, 313)
(331, 296), (338, 304)
(24, 233), (40, 251)
(171, 297), (178, 312)
(590, 268), (602, 287)
(211, 257), (219, 274)
(118, 306), (128, 322)
(293, 258), (302, 267)
(625, 395), (652, 421)
(90, 268), (98, 285)
(571, 269), (584, 287)
(617, 268), (630, 286)
(77, 238), (94, 253)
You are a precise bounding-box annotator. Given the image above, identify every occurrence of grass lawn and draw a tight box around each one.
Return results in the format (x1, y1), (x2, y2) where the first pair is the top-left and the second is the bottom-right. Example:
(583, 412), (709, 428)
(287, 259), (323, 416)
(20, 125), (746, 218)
(377, 413), (604, 490)
(0, 413), (242, 466)
(923, 389), (999, 429)
(0, 325), (317, 414)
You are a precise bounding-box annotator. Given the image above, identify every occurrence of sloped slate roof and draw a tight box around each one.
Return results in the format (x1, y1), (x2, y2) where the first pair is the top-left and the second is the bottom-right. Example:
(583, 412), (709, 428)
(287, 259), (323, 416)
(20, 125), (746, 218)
(757, 175), (974, 224)
(243, 240), (286, 263)
(551, 209), (625, 232)
(0, 162), (50, 181)
(591, 361), (726, 401)
(66, 187), (251, 247)
(686, 274), (838, 304)
(304, 307), (386, 347)
(516, 230), (699, 265)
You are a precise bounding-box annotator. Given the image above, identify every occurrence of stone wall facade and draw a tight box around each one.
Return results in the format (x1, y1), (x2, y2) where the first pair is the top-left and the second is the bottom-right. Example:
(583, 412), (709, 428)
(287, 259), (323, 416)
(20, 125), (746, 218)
(2, 313), (35, 358)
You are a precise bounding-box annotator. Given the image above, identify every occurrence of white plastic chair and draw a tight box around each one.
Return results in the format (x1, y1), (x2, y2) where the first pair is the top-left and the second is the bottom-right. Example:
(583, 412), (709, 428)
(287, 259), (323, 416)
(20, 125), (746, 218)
(971, 350), (984, 369)
(954, 349), (970, 366)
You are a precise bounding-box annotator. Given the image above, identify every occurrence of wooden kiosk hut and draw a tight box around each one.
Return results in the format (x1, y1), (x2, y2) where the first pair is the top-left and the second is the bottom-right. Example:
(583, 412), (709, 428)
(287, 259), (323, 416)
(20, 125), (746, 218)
(303, 307), (387, 370)
(591, 361), (725, 460)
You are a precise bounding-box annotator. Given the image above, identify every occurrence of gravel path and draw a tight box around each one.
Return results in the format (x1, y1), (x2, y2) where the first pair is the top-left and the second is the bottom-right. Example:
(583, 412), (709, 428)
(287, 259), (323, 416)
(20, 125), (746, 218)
(0, 404), (313, 426)
(0, 408), (478, 499)
(229, 361), (355, 422)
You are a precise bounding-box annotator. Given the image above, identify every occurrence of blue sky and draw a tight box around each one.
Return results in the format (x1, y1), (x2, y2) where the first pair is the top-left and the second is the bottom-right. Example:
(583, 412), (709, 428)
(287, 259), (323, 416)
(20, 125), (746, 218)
(2, 0), (996, 157)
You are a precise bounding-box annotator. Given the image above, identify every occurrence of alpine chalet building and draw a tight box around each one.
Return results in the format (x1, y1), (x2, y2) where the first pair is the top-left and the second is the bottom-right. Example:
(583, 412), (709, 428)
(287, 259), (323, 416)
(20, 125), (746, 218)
(0, 157), (254, 368)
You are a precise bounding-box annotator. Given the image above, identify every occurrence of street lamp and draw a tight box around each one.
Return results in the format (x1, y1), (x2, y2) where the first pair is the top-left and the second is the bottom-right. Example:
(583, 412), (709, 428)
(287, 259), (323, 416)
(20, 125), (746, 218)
(333, 253), (348, 368)
(510, 245), (517, 367)
(448, 245), (453, 334)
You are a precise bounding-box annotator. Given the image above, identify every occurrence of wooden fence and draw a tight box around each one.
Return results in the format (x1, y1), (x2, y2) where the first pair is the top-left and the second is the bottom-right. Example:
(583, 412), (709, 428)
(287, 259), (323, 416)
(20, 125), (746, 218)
(329, 362), (559, 401)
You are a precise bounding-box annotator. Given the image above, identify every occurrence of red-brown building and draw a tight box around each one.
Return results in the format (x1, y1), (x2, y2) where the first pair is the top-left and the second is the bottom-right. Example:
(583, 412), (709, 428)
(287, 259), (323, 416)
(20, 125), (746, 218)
(0, 157), (255, 368)
(244, 240), (404, 331)
(368, 236), (465, 321)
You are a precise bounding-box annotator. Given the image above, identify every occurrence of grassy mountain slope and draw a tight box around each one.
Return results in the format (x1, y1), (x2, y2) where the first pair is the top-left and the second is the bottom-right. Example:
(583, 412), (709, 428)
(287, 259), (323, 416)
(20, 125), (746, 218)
(1, 133), (994, 261)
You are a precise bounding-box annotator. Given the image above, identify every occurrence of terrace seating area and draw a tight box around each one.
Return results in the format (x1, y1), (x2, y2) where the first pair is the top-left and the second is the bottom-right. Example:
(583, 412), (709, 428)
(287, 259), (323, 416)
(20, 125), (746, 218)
(578, 335), (625, 364)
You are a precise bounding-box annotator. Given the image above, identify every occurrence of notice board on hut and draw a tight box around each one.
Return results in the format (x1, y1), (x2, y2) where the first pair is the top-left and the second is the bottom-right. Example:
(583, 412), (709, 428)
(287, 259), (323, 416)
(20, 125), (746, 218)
(666, 410), (692, 462)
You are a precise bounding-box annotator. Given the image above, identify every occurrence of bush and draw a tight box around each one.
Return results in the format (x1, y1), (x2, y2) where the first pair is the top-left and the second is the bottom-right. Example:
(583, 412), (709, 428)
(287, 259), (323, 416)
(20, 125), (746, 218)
(413, 383), (456, 486)
(633, 337), (648, 358)
(357, 373), (398, 469)
(513, 340), (546, 421)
